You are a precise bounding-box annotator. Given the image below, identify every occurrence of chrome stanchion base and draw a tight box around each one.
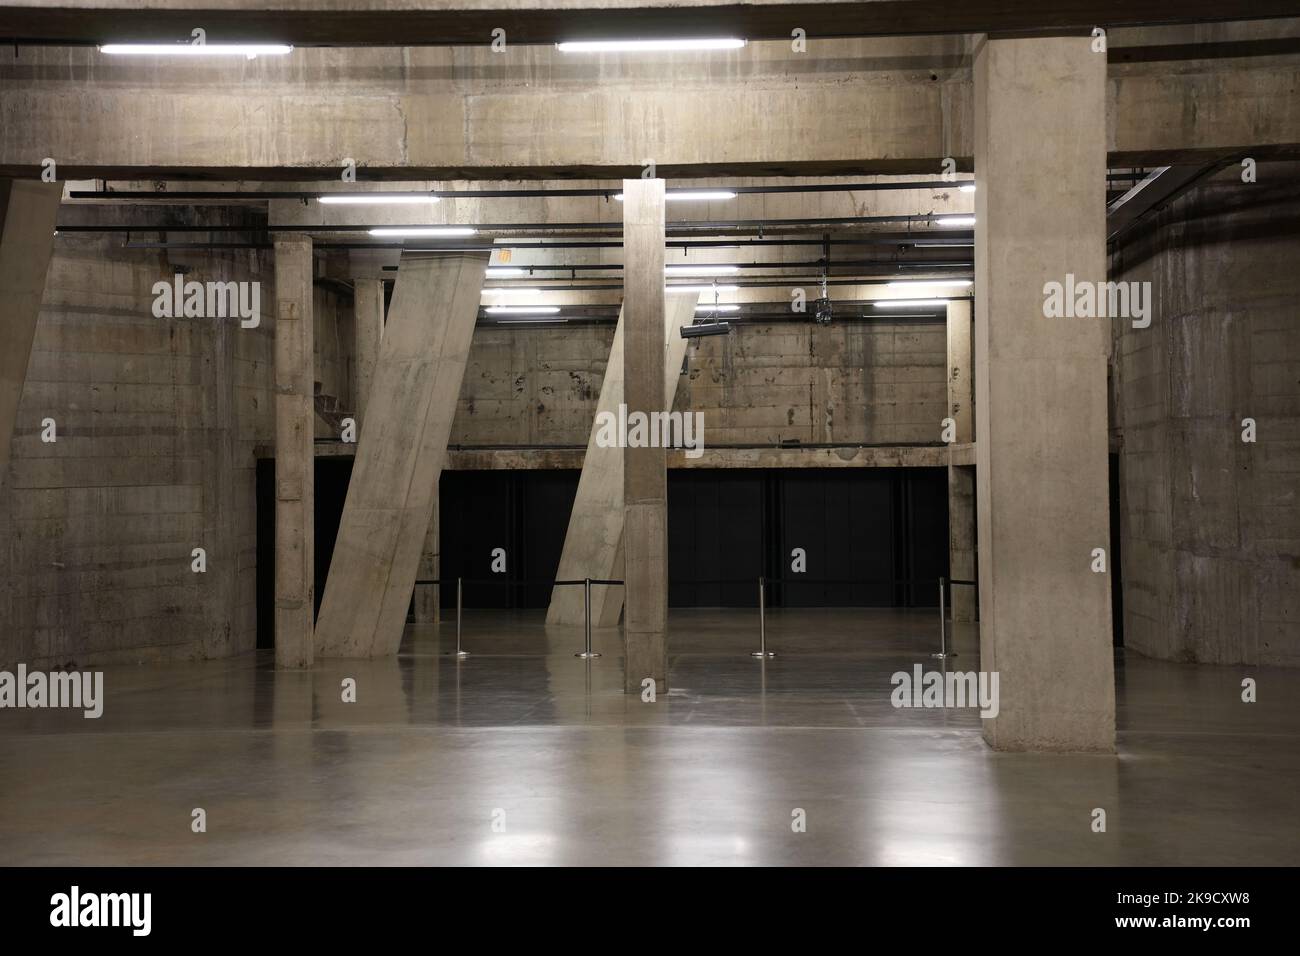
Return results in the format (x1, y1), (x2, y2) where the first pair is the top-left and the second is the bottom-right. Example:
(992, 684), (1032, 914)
(750, 651), (775, 659)
(575, 651), (601, 659)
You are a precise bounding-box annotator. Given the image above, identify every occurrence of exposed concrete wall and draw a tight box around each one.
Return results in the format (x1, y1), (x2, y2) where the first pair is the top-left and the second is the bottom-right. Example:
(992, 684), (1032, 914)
(1111, 163), (1300, 666)
(452, 319), (947, 446)
(1, 233), (275, 668)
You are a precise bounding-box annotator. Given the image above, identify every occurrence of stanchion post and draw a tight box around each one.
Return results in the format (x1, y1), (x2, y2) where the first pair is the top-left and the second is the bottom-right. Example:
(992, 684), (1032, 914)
(452, 576), (468, 658)
(576, 577), (600, 659)
(751, 575), (774, 659)
(931, 575), (955, 660)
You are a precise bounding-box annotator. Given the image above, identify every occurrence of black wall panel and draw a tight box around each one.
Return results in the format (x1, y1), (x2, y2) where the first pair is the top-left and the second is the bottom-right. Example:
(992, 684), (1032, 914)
(259, 463), (951, 640)
(667, 470), (766, 607)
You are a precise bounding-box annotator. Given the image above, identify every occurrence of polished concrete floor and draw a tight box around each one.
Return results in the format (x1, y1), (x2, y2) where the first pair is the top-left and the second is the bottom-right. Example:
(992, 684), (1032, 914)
(2, 608), (1297, 866)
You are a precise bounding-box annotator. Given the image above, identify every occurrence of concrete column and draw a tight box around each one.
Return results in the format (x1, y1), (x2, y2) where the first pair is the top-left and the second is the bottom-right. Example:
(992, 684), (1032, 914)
(946, 299), (976, 622)
(315, 253), (487, 658)
(546, 292), (697, 627)
(621, 179), (668, 693)
(353, 277), (384, 427)
(274, 234), (316, 669)
(0, 180), (61, 494)
(974, 36), (1114, 751)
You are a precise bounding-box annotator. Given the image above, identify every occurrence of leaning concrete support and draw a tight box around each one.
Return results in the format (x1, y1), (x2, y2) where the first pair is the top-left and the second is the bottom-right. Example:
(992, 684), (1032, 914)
(315, 253), (487, 658)
(974, 35), (1115, 751)
(274, 234), (315, 669)
(546, 292), (697, 627)
(0, 180), (61, 494)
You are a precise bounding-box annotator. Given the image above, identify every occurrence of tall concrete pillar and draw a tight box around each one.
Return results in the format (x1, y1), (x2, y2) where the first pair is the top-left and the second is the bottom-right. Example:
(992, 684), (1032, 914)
(0, 180), (61, 494)
(353, 278), (384, 426)
(274, 234), (315, 669)
(621, 179), (669, 693)
(315, 253), (487, 658)
(946, 299), (976, 622)
(546, 292), (698, 627)
(974, 36), (1114, 751)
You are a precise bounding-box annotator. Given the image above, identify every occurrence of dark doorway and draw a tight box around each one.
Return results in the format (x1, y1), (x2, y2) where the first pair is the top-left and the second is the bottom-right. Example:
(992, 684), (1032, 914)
(438, 469), (582, 609)
(254, 454), (355, 649)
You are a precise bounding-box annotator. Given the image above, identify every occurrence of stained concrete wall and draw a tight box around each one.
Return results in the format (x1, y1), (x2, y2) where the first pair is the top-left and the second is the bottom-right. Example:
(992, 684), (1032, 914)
(1111, 163), (1300, 667)
(452, 319), (947, 447)
(0, 228), (354, 669)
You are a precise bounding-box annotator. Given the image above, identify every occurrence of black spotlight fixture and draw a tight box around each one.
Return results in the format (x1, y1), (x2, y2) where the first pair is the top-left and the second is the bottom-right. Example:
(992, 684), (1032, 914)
(681, 321), (733, 339)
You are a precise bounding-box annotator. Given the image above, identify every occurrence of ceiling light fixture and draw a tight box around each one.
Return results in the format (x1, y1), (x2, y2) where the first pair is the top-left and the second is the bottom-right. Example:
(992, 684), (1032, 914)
(556, 39), (746, 53)
(886, 280), (973, 290)
(695, 304), (740, 312)
(614, 190), (738, 202)
(483, 288), (544, 297)
(485, 306), (561, 315)
(318, 194), (440, 205)
(872, 299), (950, 308)
(668, 284), (740, 293)
(681, 321), (734, 338)
(665, 265), (740, 277)
(99, 43), (292, 57)
(368, 227), (477, 237)
(486, 268), (527, 278)
(936, 217), (976, 227)
(959, 184), (977, 193)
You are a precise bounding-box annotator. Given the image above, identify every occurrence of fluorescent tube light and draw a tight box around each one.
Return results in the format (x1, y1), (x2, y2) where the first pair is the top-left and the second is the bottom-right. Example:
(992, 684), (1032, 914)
(886, 280), (973, 290)
(497, 318), (570, 325)
(485, 306), (561, 315)
(615, 190), (738, 202)
(557, 39), (746, 53)
(665, 265), (740, 277)
(483, 289), (544, 297)
(99, 44), (292, 57)
(695, 304), (740, 312)
(486, 268), (527, 278)
(872, 299), (950, 308)
(959, 184), (976, 193)
(368, 227), (477, 237)
(319, 194), (440, 205)
(668, 284), (739, 293)
(936, 217), (976, 226)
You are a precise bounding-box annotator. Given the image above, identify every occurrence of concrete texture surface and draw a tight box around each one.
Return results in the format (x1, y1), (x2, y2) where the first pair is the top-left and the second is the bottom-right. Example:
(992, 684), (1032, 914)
(1, 608), (1296, 866)
(1111, 163), (1300, 667)
(0, 180), (60, 494)
(3, 38), (1298, 179)
(314, 253), (487, 658)
(974, 36), (1115, 751)
(273, 235), (315, 669)
(621, 180), (669, 693)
